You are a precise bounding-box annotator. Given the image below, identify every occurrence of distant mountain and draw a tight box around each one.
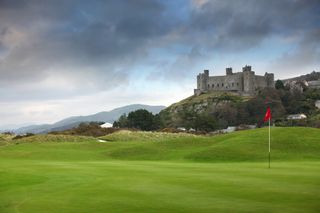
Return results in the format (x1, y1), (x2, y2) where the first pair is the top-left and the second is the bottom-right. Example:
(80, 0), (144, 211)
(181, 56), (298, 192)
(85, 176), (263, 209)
(13, 104), (165, 134)
(13, 124), (52, 134)
(0, 122), (35, 133)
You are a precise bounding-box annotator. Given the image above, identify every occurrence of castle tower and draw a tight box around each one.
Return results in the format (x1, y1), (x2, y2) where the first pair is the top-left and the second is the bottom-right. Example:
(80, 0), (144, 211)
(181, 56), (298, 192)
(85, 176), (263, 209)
(196, 69), (209, 91)
(265, 72), (275, 87)
(242, 65), (255, 94)
(242, 65), (252, 72)
(226, 67), (233, 75)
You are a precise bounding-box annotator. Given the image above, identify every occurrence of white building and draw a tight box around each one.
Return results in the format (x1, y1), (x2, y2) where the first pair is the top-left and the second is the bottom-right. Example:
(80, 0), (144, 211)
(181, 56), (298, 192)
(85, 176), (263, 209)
(307, 80), (320, 89)
(287, 114), (307, 120)
(315, 100), (320, 109)
(100, 122), (113, 128)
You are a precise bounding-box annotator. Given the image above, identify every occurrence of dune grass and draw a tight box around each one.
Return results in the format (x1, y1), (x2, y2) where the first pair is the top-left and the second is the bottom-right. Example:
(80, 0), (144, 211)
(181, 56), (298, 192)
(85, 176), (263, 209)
(100, 130), (201, 142)
(12, 134), (97, 143)
(0, 127), (320, 212)
(0, 133), (15, 142)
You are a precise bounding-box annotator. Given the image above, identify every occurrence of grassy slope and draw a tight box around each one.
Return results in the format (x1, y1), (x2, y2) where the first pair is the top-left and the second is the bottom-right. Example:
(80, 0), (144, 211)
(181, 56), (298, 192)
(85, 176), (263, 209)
(169, 91), (250, 107)
(99, 127), (320, 162)
(0, 127), (320, 212)
(1, 127), (319, 162)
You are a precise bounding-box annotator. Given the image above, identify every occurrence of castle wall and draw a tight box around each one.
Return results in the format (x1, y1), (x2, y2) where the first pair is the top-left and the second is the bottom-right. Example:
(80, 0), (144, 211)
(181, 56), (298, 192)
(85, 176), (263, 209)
(207, 73), (243, 92)
(254, 75), (268, 89)
(194, 66), (275, 96)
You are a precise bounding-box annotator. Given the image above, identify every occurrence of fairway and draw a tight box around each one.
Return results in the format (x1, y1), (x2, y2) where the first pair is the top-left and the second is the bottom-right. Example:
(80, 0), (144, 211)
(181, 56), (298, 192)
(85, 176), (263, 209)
(1, 127), (320, 212)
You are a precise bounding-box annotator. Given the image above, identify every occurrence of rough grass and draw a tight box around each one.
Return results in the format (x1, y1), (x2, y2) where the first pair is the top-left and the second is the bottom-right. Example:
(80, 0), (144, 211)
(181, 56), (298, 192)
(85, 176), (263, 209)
(170, 91), (249, 107)
(0, 127), (320, 212)
(100, 130), (201, 142)
(12, 134), (97, 143)
(0, 133), (15, 141)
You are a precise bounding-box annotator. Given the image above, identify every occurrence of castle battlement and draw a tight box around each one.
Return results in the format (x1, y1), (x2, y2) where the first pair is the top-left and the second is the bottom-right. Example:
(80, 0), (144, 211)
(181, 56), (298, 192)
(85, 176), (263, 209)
(194, 65), (274, 96)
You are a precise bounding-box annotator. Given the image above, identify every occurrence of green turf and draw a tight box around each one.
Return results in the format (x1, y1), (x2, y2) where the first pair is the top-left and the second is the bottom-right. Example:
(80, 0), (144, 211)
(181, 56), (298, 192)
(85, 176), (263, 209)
(1, 127), (320, 212)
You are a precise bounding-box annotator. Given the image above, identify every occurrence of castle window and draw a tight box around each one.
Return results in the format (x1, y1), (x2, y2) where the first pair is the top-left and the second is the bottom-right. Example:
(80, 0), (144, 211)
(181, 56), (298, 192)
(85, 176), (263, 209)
(222, 83), (224, 87)
(212, 84), (214, 88)
(217, 83), (219, 87)
(208, 84), (210, 88)
(237, 83), (239, 86)
(232, 83), (234, 87)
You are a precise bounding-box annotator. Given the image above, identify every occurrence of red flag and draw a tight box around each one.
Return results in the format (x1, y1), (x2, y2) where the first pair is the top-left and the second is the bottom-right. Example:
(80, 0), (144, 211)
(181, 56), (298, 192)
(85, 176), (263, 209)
(263, 107), (271, 122)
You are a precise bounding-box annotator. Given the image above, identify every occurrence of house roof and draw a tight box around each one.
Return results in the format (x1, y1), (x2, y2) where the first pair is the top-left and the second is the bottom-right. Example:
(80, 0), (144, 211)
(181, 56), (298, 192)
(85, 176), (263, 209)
(287, 114), (307, 120)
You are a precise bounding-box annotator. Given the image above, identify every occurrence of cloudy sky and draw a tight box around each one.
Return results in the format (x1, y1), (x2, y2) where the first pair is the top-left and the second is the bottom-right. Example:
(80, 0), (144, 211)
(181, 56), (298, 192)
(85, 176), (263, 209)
(0, 0), (319, 128)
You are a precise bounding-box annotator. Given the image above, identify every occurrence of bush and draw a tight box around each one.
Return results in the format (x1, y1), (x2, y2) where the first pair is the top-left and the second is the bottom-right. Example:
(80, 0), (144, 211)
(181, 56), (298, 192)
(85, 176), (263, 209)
(50, 122), (120, 137)
(13, 133), (35, 140)
(275, 80), (285, 90)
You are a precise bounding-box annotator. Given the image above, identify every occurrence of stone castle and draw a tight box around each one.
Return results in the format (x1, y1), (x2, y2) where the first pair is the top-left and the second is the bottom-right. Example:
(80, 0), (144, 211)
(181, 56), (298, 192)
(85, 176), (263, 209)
(194, 65), (274, 96)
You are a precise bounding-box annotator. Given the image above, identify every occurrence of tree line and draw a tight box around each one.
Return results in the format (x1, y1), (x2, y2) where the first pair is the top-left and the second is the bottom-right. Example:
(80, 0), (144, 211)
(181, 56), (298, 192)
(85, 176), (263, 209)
(113, 109), (161, 131)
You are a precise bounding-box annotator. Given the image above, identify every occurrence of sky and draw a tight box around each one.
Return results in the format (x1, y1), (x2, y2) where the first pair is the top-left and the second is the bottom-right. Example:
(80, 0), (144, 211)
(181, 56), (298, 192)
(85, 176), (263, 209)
(0, 0), (319, 128)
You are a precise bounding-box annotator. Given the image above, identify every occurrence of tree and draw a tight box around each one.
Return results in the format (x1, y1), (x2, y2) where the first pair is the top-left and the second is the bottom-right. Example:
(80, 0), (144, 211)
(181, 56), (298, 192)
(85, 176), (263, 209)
(275, 80), (285, 90)
(127, 109), (156, 131)
(193, 113), (217, 132)
(305, 88), (320, 100)
(116, 114), (129, 128)
(113, 110), (161, 131)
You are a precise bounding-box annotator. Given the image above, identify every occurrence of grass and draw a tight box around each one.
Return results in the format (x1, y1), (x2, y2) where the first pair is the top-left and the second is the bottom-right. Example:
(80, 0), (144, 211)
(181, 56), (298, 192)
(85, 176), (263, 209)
(100, 130), (201, 142)
(11, 134), (97, 143)
(170, 91), (250, 107)
(0, 127), (320, 212)
(0, 133), (15, 141)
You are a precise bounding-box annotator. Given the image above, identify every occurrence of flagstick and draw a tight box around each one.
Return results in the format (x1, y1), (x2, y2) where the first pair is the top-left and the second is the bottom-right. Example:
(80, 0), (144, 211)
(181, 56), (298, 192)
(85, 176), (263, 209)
(269, 118), (271, 169)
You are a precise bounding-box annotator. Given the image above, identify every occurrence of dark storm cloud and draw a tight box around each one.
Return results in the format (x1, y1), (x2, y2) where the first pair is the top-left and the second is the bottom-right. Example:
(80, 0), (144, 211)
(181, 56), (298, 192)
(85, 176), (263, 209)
(0, 0), (319, 90)
(0, 0), (172, 86)
(187, 0), (320, 51)
(155, 0), (320, 81)
(270, 29), (320, 77)
(147, 46), (206, 82)
(0, 0), (319, 127)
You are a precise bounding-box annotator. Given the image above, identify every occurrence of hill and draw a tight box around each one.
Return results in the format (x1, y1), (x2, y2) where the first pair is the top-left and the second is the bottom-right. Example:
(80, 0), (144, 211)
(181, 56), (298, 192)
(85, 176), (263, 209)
(99, 127), (320, 162)
(282, 70), (320, 82)
(159, 89), (286, 131)
(12, 104), (165, 134)
(158, 87), (320, 131)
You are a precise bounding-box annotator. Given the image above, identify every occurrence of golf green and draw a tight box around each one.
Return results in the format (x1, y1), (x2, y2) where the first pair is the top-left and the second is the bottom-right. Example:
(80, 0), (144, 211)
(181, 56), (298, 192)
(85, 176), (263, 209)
(1, 160), (319, 212)
(0, 127), (319, 212)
